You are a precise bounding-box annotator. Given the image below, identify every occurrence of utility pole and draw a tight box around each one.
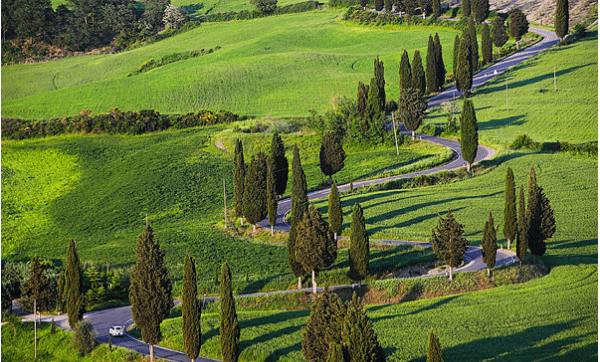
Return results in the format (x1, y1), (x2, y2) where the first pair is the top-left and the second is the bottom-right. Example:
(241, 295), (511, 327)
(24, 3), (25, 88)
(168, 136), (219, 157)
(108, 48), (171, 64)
(223, 179), (227, 228)
(554, 64), (557, 91)
(34, 299), (37, 359)
(391, 113), (399, 156)
(506, 81), (509, 111)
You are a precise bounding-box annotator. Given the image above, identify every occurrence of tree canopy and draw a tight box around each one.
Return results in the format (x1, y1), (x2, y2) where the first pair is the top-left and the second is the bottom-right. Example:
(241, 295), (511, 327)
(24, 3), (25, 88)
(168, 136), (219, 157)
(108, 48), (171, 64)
(431, 209), (470, 280)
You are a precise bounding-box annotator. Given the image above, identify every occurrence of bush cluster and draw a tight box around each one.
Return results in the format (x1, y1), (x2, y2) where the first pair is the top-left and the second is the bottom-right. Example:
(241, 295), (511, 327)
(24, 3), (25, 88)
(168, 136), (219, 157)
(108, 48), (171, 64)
(2, 108), (239, 140)
(510, 134), (597, 157)
(129, 47), (221, 76)
(343, 8), (468, 29)
(206, 1), (319, 22)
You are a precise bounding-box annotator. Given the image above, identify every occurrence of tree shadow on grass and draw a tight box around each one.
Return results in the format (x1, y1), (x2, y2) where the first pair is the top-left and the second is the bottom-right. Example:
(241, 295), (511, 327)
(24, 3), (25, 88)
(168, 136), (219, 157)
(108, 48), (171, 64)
(369, 295), (461, 323)
(407, 319), (595, 362)
(477, 114), (526, 131)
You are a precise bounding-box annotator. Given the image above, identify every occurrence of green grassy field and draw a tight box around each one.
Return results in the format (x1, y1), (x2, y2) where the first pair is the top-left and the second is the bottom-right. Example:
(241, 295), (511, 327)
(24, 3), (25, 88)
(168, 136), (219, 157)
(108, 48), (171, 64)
(1, 322), (144, 361)
(1, 10), (462, 119)
(426, 32), (598, 145)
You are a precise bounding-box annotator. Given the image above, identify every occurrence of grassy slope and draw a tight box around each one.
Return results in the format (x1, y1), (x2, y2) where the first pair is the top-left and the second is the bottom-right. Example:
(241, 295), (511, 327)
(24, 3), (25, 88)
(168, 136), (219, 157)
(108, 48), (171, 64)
(1, 322), (145, 361)
(1, 10), (461, 119)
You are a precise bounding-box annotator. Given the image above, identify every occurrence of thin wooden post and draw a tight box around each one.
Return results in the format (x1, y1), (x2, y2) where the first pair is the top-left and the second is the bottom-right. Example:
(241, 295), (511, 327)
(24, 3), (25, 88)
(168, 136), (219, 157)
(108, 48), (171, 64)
(554, 64), (557, 91)
(391, 113), (399, 156)
(145, 213), (148, 225)
(223, 179), (227, 228)
(505, 81), (509, 111)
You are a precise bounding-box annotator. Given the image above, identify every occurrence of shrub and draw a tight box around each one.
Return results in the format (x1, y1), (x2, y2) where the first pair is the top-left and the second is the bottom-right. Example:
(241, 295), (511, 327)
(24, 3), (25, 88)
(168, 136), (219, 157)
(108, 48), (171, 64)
(509, 134), (538, 150)
(72, 321), (96, 357)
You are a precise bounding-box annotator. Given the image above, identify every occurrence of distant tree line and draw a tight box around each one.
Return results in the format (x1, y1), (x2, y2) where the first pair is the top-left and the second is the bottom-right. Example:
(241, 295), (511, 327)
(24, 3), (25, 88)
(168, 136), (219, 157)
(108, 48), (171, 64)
(1, 108), (239, 140)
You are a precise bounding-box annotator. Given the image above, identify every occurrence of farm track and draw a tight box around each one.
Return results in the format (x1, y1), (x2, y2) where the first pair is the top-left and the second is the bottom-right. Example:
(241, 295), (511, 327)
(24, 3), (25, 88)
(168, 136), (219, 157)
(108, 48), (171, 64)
(19, 24), (559, 362)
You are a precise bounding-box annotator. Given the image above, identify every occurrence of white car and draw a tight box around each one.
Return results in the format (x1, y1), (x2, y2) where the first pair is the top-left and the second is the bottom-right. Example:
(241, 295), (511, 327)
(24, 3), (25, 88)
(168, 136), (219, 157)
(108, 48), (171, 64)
(109, 325), (124, 337)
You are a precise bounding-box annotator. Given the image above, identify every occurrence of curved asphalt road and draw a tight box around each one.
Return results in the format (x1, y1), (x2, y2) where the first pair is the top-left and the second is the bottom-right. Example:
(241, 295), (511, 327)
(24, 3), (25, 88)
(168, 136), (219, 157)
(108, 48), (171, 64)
(24, 26), (558, 362)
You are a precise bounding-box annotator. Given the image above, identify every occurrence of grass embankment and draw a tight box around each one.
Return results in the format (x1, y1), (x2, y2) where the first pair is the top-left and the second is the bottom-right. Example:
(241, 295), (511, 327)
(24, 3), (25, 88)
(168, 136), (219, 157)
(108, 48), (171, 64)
(1, 10), (461, 119)
(1, 321), (145, 361)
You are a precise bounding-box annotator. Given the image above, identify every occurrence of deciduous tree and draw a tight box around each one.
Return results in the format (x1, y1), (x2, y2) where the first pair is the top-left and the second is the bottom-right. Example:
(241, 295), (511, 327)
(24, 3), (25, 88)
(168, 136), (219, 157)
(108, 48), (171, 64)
(411, 50), (426, 94)
(481, 211), (497, 277)
(503, 167), (517, 249)
(491, 16), (509, 53)
(398, 88), (428, 139)
(349, 203), (369, 287)
(220, 261), (240, 362)
(328, 182), (343, 240)
(130, 224), (173, 362)
(183, 253), (201, 362)
(459, 98), (478, 172)
(431, 209), (470, 280)
(509, 8), (529, 50)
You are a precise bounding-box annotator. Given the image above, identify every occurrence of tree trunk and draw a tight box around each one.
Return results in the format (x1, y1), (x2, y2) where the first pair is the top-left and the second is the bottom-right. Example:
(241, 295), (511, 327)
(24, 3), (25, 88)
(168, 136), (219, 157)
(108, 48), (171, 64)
(466, 162), (471, 172)
(334, 232), (337, 241)
(298, 276), (302, 290)
(253, 224), (256, 233)
(358, 280), (362, 289)
(516, 41), (519, 50)
(312, 270), (317, 294)
(487, 268), (491, 277)
(271, 225), (274, 236)
(533, 254), (537, 265)
(507, 239), (511, 249)
(412, 130), (415, 140)
(449, 266), (453, 280)
(150, 344), (154, 362)
(240, 216), (244, 226)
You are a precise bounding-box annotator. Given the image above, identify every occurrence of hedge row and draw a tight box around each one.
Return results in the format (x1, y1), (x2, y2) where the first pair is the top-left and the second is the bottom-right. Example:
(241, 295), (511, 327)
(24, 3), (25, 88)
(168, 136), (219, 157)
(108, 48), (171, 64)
(510, 134), (597, 157)
(128, 47), (221, 76)
(1, 108), (239, 140)
(343, 8), (468, 29)
(206, 1), (320, 22)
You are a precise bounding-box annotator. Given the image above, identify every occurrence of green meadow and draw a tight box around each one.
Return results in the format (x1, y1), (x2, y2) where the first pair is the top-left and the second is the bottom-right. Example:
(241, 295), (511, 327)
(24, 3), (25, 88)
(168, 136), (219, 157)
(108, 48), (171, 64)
(1, 10), (461, 119)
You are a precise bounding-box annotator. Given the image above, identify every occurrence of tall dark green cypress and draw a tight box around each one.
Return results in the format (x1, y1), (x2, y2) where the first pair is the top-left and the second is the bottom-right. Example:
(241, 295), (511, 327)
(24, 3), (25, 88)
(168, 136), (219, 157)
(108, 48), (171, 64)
(432, 0), (441, 17)
(374, 0), (383, 11)
(456, 31), (473, 94)
(426, 35), (437, 94)
(462, 0), (471, 17)
(491, 16), (509, 53)
(342, 293), (386, 362)
(289, 145), (308, 288)
(481, 22), (492, 65)
(384, 0), (392, 13)
(459, 98), (478, 172)
(481, 211), (497, 277)
(431, 209), (470, 280)
(469, 17), (479, 73)
(359, 0), (367, 10)
(367, 77), (381, 120)
(302, 287), (346, 362)
(412, 50), (426, 94)
(65, 239), (85, 329)
(434, 33), (446, 91)
(516, 185), (527, 264)
(130, 224), (173, 362)
(328, 181), (343, 241)
(453, 34), (460, 78)
(503, 167), (517, 249)
(349, 203), (369, 287)
(526, 166), (556, 264)
(243, 152), (268, 231)
(233, 139), (246, 224)
(471, 0), (489, 23)
(326, 343), (345, 362)
(357, 81), (369, 119)
(399, 88), (428, 139)
(399, 50), (412, 90)
(220, 261), (240, 362)
(182, 253), (201, 362)
(555, 0), (569, 41)
(24, 255), (52, 311)
(267, 157), (278, 236)
(320, 132), (346, 184)
(509, 8), (529, 50)
(270, 133), (288, 197)
(374, 57), (386, 112)
(426, 330), (443, 362)
(296, 205), (337, 294)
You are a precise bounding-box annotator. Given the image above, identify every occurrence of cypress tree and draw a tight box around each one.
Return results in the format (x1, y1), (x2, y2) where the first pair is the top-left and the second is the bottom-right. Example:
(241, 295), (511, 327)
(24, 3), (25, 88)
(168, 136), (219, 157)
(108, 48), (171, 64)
(182, 253), (201, 362)
(24, 255), (52, 311)
(399, 50), (412, 90)
(432, 0), (440, 17)
(516, 185), (527, 264)
(326, 343), (345, 362)
(349, 203), (369, 287)
(320, 132), (347, 184)
(426, 330), (443, 362)
(357, 81), (369, 119)
(481, 23), (492, 65)
(426, 35), (437, 94)
(399, 88), (428, 139)
(555, 0), (569, 41)
(302, 287), (346, 362)
(374, 57), (386, 112)
(384, 0), (392, 13)
(233, 139), (246, 224)
(130, 224), (173, 362)
(459, 98), (478, 172)
(289, 145), (308, 288)
(220, 261), (240, 362)
(456, 32), (472, 94)
(431, 209), (470, 280)
(509, 9), (529, 50)
(243, 152), (268, 232)
(296, 205), (337, 294)
(452, 34), (460, 79)
(434, 33), (446, 91)
(412, 50), (426, 94)
(526, 166), (556, 264)
(468, 17), (479, 73)
(471, 0), (489, 23)
(57, 271), (66, 313)
(267, 158), (278, 236)
(374, 0), (383, 11)
(481, 211), (497, 277)
(359, 0), (367, 10)
(342, 293), (386, 362)
(65, 239), (85, 328)
(462, 0), (471, 18)
(491, 16), (509, 53)
(270, 133), (288, 197)
(328, 181), (343, 241)
(503, 167), (517, 249)
(367, 77), (381, 120)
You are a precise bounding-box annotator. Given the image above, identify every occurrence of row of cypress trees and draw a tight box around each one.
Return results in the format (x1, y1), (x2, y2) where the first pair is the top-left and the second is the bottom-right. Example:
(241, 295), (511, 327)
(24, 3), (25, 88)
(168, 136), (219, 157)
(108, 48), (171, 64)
(399, 33), (444, 95)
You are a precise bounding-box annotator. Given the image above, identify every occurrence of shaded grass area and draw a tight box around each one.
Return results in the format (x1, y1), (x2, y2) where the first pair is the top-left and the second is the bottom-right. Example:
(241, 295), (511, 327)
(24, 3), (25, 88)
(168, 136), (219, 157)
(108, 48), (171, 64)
(1, 322), (144, 361)
(1, 10), (460, 119)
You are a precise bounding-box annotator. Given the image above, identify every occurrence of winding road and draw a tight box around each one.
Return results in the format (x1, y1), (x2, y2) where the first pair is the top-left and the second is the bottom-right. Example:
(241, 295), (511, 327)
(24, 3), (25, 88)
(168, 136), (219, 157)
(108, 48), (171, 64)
(22, 25), (559, 362)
